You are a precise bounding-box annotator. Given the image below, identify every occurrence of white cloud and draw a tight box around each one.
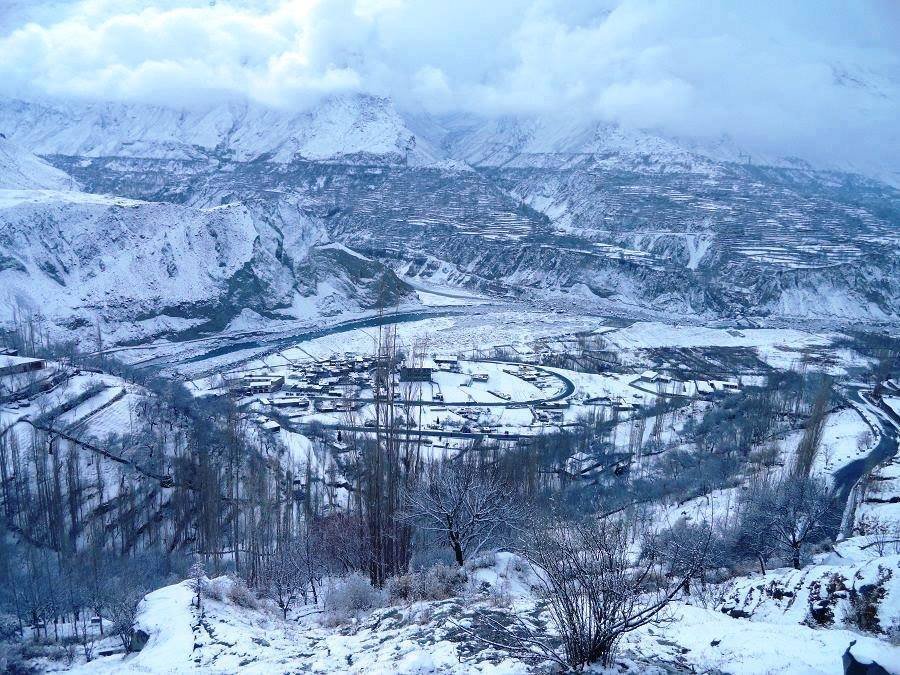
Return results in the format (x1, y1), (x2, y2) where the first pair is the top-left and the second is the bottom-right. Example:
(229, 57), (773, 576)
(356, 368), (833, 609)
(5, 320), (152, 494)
(0, 0), (897, 167)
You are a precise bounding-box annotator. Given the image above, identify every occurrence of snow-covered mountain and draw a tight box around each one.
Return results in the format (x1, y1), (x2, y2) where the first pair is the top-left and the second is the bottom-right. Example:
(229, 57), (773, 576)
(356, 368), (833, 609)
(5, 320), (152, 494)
(0, 96), (440, 165)
(0, 140), (417, 344)
(0, 135), (78, 190)
(0, 94), (897, 334)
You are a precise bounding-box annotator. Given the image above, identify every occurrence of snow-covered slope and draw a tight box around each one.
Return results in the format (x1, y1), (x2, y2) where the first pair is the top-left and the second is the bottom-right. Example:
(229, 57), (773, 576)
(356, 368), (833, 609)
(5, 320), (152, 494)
(422, 113), (725, 173)
(71, 563), (900, 675)
(0, 96), (441, 165)
(0, 191), (260, 326)
(1, 95), (897, 327)
(0, 135), (78, 190)
(0, 186), (416, 343)
(418, 111), (899, 185)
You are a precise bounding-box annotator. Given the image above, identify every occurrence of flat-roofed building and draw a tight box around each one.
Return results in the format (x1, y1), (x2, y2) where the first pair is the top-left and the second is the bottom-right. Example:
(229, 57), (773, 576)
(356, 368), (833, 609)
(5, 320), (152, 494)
(399, 366), (432, 382)
(0, 355), (46, 378)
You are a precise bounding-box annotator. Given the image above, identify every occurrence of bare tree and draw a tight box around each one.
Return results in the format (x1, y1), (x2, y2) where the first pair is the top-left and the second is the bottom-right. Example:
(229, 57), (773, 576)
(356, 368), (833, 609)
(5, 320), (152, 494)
(403, 461), (523, 566)
(792, 377), (831, 478)
(107, 586), (144, 652)
(189, 556), (206, 610)
(261, 546), (304, 620)
(468, 516), (708, 670)
(751, 476), (838, 569)
(732, 481), (779, 574)
(314, 512), (368, 576)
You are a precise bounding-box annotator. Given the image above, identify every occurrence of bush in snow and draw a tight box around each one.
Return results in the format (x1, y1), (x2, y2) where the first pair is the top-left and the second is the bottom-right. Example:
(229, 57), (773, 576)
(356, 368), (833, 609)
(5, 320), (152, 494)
(202, 578), (228, 602)
(463, 552), (496, 572)
(843, 566), (891, 634)
(886, 624), (900, 646)
(201, 576), (260, 610)
(0, 613), (21, 641)
(0, 643), (40, 675)
(226, 576), (260, 610)
(322, 573), (385, 625)
(485, 574), (513, 609)
(467, 517), (708, 671)
(386, 564), (465, 604)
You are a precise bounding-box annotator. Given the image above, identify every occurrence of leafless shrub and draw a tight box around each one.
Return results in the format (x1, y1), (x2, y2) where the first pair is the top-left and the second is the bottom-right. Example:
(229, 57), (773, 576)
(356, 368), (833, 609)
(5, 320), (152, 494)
(464, 552), (497, 572)
(226, 577), (260, 610)
(322, 573), (385, 625)
(843, 566), (891, 634)
(386, 564), (465, 604)
(107, 589), (144, 652)
(202, 578), (228, 602)
(463, 516), (708, 670)
(857, 515), (900, 556)
(261, 547), (305, 620)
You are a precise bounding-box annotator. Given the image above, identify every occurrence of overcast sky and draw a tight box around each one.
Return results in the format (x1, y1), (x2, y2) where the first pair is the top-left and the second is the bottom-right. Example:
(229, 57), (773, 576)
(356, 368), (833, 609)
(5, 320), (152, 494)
(0, 0), (897, 169)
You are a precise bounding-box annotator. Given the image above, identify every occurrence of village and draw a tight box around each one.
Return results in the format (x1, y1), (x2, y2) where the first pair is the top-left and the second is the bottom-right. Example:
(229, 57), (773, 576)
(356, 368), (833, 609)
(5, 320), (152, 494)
(212, 344), (744, 450)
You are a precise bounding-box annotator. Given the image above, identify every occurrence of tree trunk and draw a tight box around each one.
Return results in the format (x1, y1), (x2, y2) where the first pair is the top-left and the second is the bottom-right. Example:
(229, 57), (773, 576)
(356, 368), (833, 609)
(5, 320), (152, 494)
(449, 534), (464, 566)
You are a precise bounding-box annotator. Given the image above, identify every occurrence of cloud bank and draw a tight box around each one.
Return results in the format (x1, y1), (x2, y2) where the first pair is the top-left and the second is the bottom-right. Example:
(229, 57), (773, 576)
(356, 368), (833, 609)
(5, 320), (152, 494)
(0, 0), (897, 169)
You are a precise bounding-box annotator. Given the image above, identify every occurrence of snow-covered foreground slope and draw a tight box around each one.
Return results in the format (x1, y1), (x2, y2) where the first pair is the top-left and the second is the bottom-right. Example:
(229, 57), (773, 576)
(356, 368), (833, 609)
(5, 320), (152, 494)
(718, 555), (900, 632)
(73, 555), (900, 675)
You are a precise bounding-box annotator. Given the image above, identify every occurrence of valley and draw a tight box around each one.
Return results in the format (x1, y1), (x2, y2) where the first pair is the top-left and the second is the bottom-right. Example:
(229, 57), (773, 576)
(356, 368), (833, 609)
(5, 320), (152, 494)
(0, 74), (897, 675)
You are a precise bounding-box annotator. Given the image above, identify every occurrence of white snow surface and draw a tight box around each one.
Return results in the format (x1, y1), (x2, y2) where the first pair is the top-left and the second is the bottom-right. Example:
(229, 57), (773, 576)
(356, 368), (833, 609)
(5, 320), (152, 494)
(0, 96), (441, 164)
(0, 135), (77, 190)
(0, 190), (258, 326)
(71, 564), (900, 675)
(603, 322), (832, 351)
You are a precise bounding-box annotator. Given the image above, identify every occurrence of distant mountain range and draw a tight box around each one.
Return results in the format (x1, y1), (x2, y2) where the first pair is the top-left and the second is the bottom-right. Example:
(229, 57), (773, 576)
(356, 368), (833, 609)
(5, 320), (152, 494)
(0, 95), (897, 345)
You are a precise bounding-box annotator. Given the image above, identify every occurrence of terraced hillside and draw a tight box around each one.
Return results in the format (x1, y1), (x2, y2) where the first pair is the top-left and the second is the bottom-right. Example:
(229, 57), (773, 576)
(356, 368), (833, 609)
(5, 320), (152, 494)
(4, 96), (899, 325)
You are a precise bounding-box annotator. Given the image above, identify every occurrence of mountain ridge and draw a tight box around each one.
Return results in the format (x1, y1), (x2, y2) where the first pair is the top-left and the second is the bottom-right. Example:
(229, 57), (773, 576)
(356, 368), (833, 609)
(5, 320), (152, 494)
(0, 94), (897, 340)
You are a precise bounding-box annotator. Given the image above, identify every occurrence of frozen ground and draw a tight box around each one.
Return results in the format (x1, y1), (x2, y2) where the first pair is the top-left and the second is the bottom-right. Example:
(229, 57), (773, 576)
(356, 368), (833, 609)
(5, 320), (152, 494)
(68, 550), (900, 675)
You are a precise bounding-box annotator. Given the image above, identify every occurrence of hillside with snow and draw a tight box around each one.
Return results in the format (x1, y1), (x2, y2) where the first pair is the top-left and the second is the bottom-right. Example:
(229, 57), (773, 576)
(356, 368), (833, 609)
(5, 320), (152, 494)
(0, 95), (895, 325)
(0, 139), (418, 344)
(60, 551), (900, 674)
(0, 135), (77, 190)
(0, 96), (440, 165)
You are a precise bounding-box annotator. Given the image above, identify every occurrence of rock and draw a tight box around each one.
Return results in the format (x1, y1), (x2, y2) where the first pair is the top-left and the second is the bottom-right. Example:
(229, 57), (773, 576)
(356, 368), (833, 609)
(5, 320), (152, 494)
(130, 629), (150, 652)
(843, 640), (891, 675)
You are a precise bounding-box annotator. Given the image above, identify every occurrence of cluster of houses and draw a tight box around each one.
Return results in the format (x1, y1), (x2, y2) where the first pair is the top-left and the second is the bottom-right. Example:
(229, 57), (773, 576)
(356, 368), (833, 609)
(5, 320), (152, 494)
(231, 354), (376, 398)
(637, 370), (739, 396)
(236, 353), (467, 422)
(510, 364), (543, 382)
